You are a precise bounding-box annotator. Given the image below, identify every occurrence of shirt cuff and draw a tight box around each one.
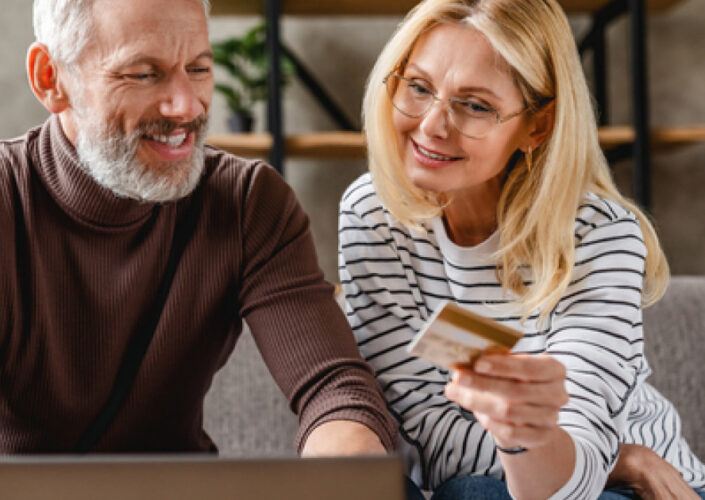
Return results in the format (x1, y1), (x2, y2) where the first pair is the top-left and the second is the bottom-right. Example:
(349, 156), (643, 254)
(295, 391), (398, 453)
(544, 435), (605, 500)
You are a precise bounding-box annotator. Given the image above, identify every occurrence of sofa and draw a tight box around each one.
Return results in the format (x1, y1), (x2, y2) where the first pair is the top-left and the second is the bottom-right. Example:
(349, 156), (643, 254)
(203, 275), (705, 459)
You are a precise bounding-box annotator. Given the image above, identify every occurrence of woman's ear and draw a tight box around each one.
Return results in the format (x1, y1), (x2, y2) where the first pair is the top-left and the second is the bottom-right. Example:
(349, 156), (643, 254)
(27, 42), (71, 114)
(525, 99), (556, 151)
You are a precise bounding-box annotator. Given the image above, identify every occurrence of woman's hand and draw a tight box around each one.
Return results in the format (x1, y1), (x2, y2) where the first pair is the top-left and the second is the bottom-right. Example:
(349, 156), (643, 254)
(444, 353), (568, 450)
(608, 443), (700, 500)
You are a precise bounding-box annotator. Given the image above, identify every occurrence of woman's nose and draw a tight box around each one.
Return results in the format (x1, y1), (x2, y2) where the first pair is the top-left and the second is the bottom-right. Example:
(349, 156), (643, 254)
(419, 99), (452, 139)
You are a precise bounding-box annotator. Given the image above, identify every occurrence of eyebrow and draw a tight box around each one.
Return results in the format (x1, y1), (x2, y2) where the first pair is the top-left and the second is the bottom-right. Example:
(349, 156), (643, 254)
(116, 50), (214, 70)
(406, 62), (501, 100)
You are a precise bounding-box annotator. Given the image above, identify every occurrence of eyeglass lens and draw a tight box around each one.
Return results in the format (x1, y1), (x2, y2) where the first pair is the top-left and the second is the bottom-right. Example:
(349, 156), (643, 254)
(386, 74), (499, 138)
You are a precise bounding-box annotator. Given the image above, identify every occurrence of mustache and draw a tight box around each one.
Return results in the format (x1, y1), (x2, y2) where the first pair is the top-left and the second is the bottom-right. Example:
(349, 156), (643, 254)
(136, 115), (209, 137)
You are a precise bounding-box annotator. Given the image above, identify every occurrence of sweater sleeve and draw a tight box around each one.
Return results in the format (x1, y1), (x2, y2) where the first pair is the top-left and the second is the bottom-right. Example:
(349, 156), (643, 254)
(0, 141), (23, 350)
(236, 163), (397, 452)
(338, 178), (503, 490)
(541, 199), (648, 500)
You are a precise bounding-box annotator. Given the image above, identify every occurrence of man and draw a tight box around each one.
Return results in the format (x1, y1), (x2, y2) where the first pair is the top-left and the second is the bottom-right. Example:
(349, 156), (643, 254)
(0, 0), (396, 455)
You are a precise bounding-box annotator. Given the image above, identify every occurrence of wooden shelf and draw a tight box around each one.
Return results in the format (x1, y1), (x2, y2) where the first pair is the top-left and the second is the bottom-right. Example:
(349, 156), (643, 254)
(598, 125), (705, 149)
(558, 0), (683, 12)
(207, 125), (705, 159)
(210, 0), (684, 16)
(207, 132), (367, 159)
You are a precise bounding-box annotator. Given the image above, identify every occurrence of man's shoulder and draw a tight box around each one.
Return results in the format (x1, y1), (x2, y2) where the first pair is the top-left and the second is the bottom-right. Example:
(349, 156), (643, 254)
(0, 125), (42, 205)
(0, 126), (41, 175)
(201, 145), (293, 209)
(203, 145), (258, 181)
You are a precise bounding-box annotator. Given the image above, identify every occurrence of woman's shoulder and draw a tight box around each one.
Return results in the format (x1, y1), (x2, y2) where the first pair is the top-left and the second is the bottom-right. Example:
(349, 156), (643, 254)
(574, 193), (646, 260)
(340, 173), (393, 226)
(574, 192), (642, 241)
(341, 173), (379, 209)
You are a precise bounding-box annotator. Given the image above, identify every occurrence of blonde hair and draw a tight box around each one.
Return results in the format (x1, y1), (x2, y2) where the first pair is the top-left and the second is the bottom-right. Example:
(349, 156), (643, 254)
(363, 0), (668, 320)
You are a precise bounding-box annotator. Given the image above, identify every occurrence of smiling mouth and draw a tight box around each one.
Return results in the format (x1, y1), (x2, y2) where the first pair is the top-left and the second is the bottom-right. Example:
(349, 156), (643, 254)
(414, 141), (463, 161)
(143, 132), (188, 148)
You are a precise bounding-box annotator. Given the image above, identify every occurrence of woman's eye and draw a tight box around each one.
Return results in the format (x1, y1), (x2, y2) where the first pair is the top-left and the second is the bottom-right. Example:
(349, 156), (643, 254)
(409, 82), (432, 96)
(188, 67), (211, 75)
(460, 100), (493, 115)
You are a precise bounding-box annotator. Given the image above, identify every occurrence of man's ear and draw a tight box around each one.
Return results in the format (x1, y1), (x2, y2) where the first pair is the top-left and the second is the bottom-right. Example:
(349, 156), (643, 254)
(524, 99), (555, 151)
(27, 42), (71, 114)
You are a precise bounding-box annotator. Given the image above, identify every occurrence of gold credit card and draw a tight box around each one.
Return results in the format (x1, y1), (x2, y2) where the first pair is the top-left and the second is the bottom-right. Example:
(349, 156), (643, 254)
(407, 300), (523, 368)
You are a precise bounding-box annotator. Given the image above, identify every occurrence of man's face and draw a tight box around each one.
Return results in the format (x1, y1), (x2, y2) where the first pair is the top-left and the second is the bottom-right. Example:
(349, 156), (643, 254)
(62, 0), (214, 201)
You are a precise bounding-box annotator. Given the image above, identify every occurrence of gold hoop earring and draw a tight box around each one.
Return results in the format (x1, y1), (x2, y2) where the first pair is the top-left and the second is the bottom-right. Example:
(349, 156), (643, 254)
(526, 146), (533, 173)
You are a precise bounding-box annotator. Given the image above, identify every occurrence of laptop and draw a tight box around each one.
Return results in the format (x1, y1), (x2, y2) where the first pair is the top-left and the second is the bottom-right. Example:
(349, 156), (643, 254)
(0, 454), (405, 500)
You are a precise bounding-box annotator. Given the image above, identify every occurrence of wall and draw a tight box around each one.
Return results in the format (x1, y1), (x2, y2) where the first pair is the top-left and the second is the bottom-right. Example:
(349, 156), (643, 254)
(209, 2), (705, 280)
(1, 1), (703, 282)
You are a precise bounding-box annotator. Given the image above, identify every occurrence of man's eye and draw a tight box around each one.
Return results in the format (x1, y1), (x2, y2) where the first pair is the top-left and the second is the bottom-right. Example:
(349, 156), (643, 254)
(188, 67), (212, 79)
(126, 73), (157, 81)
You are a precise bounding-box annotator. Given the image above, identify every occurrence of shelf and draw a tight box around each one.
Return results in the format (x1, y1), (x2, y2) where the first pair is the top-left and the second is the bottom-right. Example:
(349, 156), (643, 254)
(210, 0), (684, 16)
(207, 125), (705, 159)
(207, 132), (367, 159)
(558, 0), (683, 12)
(598, 125), (705, 149)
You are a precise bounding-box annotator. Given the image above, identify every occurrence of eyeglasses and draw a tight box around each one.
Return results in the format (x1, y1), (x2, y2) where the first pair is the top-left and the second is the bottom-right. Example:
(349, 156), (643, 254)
(383, 72), (528, 139)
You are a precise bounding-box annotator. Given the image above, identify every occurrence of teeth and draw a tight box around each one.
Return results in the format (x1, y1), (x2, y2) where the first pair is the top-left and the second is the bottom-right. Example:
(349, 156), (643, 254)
(147, 132), (187, 147)
(417, 143), (457, 161)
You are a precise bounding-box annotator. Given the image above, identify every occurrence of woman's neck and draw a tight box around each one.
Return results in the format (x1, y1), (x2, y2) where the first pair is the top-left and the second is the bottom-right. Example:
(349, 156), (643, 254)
(441, 174), (503, 247)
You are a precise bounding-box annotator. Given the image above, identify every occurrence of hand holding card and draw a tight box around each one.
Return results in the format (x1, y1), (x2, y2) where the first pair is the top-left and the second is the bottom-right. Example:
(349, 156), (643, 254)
(407, 300), (523, 368)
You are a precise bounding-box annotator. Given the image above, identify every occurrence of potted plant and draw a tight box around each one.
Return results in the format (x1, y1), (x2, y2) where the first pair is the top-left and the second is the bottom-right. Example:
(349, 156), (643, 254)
(211, 23), (295, 132)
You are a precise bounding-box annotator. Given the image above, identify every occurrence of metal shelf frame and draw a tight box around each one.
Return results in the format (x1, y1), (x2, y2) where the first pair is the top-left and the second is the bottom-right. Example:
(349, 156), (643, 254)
(254, 0), (656, 208)
(578, 0), (651, 208)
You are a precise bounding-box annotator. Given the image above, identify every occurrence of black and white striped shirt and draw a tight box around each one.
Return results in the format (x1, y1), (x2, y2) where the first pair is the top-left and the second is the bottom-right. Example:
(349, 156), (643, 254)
(338, 173), (705, 498)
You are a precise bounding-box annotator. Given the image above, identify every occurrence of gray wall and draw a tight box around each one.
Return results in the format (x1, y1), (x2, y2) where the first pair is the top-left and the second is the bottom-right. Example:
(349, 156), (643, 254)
(2, 1), (703, 281)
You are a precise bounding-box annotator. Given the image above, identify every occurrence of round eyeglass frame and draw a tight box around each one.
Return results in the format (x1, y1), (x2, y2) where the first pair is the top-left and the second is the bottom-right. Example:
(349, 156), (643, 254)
(383, 72), (529, 139)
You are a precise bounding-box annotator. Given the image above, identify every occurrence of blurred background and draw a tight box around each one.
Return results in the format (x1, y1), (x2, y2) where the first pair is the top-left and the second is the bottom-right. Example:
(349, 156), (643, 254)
(1, 0), (703, 282)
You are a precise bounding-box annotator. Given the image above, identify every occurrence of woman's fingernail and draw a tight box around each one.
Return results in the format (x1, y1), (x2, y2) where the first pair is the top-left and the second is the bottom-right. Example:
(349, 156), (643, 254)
(445, 384), (457, 398)
(475, 361), (491, 373)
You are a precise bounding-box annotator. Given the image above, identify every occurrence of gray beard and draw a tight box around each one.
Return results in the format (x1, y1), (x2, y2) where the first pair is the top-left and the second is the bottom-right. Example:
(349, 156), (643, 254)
(74, 114), (208, 203)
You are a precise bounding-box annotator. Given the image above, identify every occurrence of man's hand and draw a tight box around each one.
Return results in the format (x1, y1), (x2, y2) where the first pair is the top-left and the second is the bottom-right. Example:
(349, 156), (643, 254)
(608, 443), (699, 500)
(301, 420), (386, 457)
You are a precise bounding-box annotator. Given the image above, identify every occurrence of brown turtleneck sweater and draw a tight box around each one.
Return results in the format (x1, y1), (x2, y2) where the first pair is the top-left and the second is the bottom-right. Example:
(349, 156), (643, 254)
(0, 116), (396, 453)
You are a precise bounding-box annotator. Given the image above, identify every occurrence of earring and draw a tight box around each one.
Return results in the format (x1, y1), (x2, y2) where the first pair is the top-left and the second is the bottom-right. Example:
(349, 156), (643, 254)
(525, 146), (533, 173)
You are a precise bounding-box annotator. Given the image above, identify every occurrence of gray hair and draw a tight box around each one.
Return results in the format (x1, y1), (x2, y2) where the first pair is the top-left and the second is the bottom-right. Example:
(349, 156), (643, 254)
(32, 0), (211, 66)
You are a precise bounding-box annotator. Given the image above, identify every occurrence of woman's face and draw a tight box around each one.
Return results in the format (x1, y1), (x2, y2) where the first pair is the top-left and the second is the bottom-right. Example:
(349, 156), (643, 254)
(393, 23), (534, 198)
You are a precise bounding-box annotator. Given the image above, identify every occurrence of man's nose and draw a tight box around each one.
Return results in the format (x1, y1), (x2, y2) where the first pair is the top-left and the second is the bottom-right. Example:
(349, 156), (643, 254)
(159, 71), (204, 123)
(419, 99), (451, 139)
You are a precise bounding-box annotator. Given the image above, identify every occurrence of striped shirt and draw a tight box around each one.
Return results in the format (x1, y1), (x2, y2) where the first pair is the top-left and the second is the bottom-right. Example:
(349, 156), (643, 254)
(338, 173), (705, 499)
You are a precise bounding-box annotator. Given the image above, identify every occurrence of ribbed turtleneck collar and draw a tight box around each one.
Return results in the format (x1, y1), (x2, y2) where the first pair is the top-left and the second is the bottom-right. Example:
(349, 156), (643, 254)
(32, 115), (157, 228)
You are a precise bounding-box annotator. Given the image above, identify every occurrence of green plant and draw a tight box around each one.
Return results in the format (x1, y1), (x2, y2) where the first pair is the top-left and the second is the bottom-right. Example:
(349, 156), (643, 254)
(211, 23), (295, 123)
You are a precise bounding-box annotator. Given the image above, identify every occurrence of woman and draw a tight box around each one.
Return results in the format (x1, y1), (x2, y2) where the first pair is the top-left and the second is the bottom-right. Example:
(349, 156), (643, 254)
(337, 0), (705, 498)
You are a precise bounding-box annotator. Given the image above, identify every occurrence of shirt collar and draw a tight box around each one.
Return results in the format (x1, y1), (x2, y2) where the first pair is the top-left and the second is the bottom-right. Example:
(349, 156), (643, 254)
(33, 115), (157, 228)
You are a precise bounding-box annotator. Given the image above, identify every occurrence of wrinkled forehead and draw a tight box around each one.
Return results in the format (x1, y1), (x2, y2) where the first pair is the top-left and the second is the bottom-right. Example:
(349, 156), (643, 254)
(407, 22), (511, 73)
(86, 0), (210, 65)
(404, 23), (519, 98)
